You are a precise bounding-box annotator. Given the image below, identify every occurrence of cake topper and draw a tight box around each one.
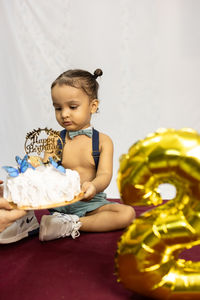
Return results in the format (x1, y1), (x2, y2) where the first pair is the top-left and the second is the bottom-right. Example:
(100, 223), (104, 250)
(3, 155), (35, 177)
(48, 157), (66, 174)
(24, 128), (64, 163)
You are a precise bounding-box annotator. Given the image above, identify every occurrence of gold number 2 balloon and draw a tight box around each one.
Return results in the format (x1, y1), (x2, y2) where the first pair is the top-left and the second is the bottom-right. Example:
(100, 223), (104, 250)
(116, 128), (200, 300)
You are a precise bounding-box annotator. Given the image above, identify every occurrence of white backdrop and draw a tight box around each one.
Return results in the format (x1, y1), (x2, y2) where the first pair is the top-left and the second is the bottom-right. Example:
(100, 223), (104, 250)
(1, 0), (200, 198)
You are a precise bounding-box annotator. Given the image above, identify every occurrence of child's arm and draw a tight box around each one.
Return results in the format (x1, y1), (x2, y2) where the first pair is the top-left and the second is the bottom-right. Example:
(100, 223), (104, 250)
(82, 134), (113, 200)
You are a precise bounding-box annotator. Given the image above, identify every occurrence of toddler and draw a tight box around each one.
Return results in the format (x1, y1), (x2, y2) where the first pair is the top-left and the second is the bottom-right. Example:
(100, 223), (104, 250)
(0, 68), (135, 243)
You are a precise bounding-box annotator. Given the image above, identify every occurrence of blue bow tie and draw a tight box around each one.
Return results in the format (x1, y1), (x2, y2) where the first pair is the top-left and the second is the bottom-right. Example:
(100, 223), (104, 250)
(68, 128), (93, 139)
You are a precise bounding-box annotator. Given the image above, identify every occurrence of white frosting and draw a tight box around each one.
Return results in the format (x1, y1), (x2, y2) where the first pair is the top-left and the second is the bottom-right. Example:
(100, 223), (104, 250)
(4, 165), (81, 207)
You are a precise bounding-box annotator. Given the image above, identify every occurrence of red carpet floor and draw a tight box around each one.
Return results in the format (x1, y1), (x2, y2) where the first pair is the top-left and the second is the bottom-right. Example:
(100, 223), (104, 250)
(0, 200), (200, 300)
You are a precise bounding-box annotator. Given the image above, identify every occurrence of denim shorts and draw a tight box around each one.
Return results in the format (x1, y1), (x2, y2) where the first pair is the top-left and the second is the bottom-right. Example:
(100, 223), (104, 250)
(49, 192), (114, 217)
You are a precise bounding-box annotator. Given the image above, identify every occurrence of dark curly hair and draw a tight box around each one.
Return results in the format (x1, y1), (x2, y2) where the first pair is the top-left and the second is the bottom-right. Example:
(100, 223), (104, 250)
(51, 68), (103, 100)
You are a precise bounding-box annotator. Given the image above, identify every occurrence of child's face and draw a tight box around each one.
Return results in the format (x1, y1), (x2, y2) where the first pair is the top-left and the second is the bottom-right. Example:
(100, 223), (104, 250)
(51, 84), (98, 131)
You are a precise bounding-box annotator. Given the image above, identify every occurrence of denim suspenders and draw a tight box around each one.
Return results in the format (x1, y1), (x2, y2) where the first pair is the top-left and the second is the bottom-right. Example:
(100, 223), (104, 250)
(58, 128), (100, 171)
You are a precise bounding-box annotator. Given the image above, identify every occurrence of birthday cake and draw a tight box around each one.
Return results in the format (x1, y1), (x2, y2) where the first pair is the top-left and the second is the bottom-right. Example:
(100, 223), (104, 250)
(3, 155), (82, 209)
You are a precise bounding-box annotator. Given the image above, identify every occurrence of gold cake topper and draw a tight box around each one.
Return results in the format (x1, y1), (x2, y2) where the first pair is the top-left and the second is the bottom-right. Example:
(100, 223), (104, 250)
(24, 128), (64, 163)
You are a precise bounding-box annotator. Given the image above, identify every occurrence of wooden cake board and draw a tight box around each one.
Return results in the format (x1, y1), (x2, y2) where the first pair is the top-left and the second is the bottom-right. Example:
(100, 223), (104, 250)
(9, 192), (84, 210)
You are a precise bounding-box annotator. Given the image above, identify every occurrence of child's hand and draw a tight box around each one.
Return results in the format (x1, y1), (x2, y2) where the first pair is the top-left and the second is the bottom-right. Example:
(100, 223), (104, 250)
(81, 181), (97, 201)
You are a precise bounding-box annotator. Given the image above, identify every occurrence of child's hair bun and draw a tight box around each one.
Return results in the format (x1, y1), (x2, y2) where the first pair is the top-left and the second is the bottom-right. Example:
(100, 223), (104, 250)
(93, 69), (103, 79)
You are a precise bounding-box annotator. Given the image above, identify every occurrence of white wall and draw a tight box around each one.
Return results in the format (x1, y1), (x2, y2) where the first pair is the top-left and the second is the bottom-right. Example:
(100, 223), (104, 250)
(1, 0), (200, 198)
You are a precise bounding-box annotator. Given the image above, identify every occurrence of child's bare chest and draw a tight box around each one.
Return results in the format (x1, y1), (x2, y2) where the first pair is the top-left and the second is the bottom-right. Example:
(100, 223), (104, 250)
(61, 137), (94, 170)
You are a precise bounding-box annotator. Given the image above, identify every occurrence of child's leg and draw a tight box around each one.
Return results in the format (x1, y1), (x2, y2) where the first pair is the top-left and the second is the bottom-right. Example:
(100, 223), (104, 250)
(39, 204), (135, 241)
(80, 203), (135, 232)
